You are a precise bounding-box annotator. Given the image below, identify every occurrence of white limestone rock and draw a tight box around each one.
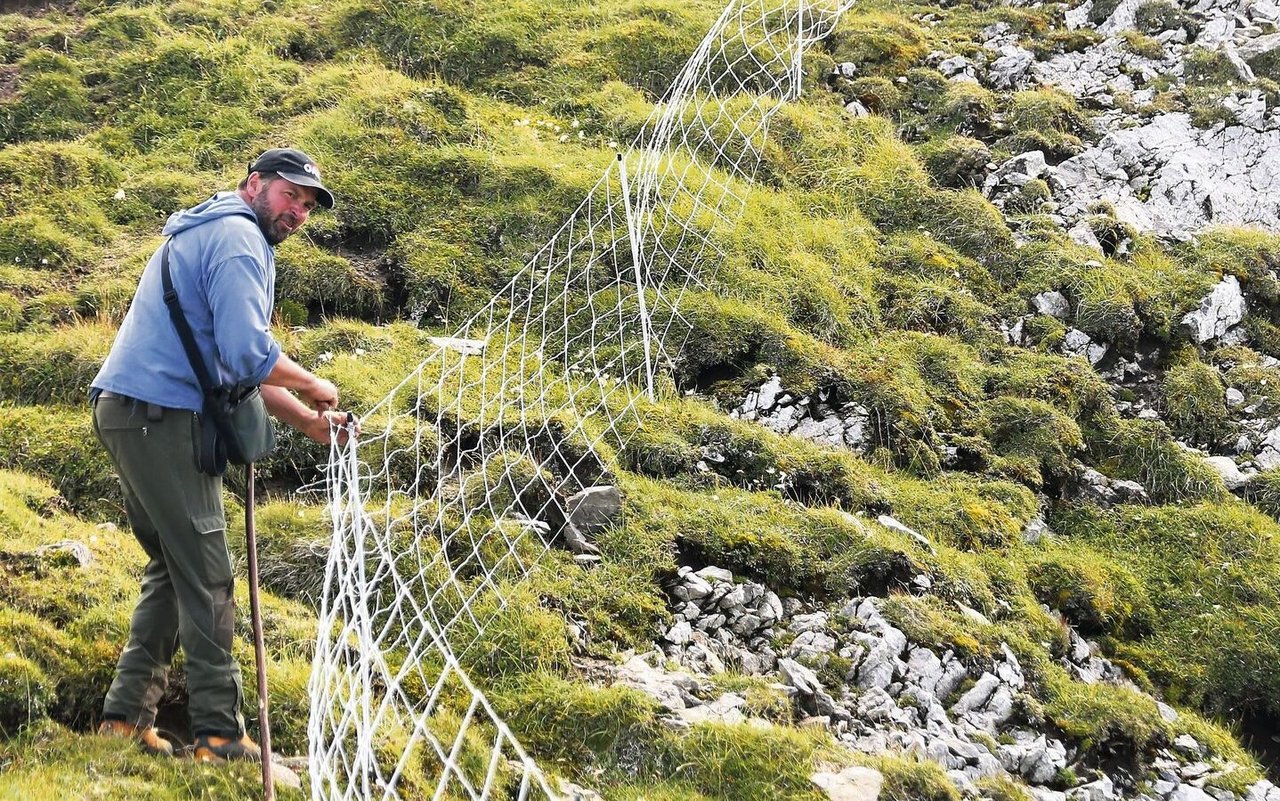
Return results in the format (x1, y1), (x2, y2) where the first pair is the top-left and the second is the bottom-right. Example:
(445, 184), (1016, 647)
(1063, 328), (1108, 365)
(811, 766), (884, 801)
(951, 672), (1001, 716)
(1023, 516), (1051, 544)
(1051, 115), (1280, 240)
(1182, 276), (1247, 344)
(677, 692), (748, 725)
(1245, 780), (1280, 801)
(779, 658), (841, 717)
(617, 653), (702, 710)
(845, 100), (871, 118)
(1096, 0), (1146, 35)
(1032, 290), (1071, 319)
(987, 43), (1036, 88)
(665, 620), (693, 645)
(1204, 456), (1250, 490)
(984, 150), (1049, 196)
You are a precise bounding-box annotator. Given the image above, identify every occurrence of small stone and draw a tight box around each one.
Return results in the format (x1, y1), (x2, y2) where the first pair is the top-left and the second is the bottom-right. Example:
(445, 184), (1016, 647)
(1182, 277), (1247, 344)
(1022, 516), (1051, 544)
(778, 658), (839, 717)
(695, 566), (734, 584)
(717, 584), (747, 611)
(790, 611), (829, 633)
(1204, 456), (1249, 490)
(811, 766), (884, 801)
(695, 613), (726, 632)
(559, 780), (604, 801)
(951, 673), (1000, 716)
(564, 486), (622, 534)
(665, 620), (693, 645)
(845, 100), (870, 118)
(1181, 762), (1212, 780)
(1031, 291), (1071, 319)
(1111, 479), (1149, 502)
(33, 540), (93, 569)
(1173, 734), (1204, 756)
(957, 603), (991, 626)
(728, 613), (763, 638)
(678, 692), (748, 725)
(682, 573), (713, 600)
(791, 632), (838, 660)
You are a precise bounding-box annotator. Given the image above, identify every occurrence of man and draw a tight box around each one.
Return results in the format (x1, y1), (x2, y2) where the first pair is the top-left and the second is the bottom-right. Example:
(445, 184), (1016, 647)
(89, 147), (355, 762)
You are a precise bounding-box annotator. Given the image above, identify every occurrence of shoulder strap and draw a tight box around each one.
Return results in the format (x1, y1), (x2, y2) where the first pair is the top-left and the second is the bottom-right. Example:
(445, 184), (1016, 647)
(161, 240), (227, 475)
(160, 240), (217, 394)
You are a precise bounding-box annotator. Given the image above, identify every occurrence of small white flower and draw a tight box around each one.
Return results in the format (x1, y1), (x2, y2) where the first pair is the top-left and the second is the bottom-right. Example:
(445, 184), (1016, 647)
(113, 188), (126, 201)
(571, 118), (580, 128)
(354, 348), (366, 356)
(608, 141), (619, 149)
(558, 134), (570, 143)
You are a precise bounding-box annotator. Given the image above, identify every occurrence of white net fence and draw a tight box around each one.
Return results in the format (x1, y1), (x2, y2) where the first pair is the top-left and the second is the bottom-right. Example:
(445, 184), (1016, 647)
(310, 1), (853, 798)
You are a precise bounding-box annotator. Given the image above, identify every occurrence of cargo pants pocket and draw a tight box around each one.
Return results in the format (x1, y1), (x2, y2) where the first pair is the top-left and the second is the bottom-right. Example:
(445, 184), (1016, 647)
(191, 513), (233, 588)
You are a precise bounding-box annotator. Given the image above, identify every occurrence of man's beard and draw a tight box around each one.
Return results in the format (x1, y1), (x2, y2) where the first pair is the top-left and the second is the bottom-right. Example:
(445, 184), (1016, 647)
(251, 193), (296, 246)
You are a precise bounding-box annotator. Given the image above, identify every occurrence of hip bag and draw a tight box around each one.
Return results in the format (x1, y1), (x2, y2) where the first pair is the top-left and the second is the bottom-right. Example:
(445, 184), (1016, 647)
(160, 241), (276, 475)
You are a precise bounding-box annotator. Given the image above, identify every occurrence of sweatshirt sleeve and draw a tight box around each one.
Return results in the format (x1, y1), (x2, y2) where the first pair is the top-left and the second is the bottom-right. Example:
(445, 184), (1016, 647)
(205, 253), (281, 386)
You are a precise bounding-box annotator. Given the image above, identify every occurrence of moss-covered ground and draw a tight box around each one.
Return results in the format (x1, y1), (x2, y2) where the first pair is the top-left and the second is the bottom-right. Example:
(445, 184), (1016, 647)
(3, 0), (1280, 797)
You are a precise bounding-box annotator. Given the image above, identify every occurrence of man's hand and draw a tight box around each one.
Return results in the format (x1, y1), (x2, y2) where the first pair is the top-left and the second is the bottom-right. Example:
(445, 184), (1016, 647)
(261, 385), (359, 445)
(299, 409), (361, 445)
(300, 376), (339, 412)
(265, 355), (338, 410)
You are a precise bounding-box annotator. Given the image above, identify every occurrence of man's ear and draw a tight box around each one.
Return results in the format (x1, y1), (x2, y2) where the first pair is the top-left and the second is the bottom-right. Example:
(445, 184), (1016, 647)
(243, 171), (263, 201)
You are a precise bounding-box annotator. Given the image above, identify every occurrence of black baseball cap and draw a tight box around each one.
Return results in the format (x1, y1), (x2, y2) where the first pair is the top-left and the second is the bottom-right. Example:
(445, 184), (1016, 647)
(248, 147), (335, 209)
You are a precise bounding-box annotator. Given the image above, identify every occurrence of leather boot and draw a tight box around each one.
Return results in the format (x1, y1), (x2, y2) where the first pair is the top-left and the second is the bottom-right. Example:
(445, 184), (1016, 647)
(193, 732), (262, 763)
(97, 719), (175, 757)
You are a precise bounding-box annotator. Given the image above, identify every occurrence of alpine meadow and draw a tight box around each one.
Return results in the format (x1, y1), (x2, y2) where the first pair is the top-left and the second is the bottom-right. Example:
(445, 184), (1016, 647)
(2, 0), (1280, 800)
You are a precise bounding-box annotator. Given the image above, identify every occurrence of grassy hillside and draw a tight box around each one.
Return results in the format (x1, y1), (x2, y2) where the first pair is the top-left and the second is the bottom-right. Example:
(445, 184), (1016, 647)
(2, 0), (1279, 799)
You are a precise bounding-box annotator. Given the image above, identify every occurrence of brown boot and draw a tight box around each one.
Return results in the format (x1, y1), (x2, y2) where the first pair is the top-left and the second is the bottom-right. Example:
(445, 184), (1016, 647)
(97, 719), (175, 757)
(193, 733), (262, 763)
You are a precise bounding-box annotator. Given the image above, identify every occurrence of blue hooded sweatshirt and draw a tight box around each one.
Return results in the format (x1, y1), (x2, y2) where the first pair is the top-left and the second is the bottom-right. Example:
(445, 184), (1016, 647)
(91, 192), (282, 412)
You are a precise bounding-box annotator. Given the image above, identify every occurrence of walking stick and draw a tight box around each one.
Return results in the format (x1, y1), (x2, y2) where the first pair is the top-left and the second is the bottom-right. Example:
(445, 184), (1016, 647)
(245, 462), (275, 800)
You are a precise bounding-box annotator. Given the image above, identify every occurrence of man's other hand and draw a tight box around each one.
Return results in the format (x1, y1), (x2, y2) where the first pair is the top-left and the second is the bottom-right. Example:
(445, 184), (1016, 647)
(301, 376), (339, 411)
(300, 410), (361, 445)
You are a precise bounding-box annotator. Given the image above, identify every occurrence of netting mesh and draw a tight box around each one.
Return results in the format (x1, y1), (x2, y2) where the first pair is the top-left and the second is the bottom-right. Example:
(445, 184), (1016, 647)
(310, 2), (853, 797)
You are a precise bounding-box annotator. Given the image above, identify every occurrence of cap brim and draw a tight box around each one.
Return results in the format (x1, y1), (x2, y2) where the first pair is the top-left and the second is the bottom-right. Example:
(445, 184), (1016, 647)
(276, 170), (336, 209)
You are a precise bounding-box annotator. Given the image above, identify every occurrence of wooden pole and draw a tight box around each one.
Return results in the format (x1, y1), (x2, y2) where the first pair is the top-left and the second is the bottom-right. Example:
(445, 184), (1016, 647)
(245, 463), (275, 800)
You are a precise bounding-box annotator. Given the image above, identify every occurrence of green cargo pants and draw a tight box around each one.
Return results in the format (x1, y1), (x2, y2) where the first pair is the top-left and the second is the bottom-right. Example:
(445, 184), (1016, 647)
(92, 394), (246, 738)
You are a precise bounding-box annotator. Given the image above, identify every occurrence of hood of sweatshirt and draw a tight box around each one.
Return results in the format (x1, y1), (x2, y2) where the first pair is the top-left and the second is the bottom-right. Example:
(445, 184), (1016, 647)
(161, 191), (258, 238)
